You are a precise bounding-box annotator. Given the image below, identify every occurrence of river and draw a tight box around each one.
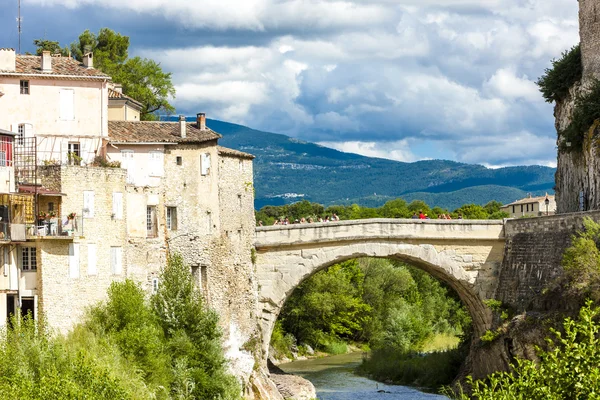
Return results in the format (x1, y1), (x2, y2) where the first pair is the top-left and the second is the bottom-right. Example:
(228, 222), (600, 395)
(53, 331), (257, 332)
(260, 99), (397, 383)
(278, 352), (449, 400)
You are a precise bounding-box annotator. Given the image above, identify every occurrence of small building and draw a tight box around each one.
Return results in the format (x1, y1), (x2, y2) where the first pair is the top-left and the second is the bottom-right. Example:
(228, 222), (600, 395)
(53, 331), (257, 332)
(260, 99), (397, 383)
(501, 194), (556, 218)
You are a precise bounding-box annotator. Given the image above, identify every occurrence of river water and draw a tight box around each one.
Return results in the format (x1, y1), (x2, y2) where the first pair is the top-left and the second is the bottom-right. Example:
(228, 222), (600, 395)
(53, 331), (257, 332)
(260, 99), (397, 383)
(278, 353), (448, 400)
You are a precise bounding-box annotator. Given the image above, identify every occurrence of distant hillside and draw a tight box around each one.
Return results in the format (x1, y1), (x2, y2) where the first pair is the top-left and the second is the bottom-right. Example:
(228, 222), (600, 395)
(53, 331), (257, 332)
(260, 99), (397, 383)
(173, 117), (556, 210)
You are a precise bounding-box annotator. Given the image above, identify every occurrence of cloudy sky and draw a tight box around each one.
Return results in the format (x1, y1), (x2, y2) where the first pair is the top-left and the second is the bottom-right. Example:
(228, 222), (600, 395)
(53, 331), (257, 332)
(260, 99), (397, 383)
(0, 0), (579, 167)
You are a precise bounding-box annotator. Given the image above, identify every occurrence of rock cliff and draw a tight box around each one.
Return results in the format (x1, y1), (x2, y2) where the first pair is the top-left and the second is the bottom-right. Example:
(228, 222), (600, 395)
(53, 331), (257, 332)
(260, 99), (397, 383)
(555, 0), (600, 213)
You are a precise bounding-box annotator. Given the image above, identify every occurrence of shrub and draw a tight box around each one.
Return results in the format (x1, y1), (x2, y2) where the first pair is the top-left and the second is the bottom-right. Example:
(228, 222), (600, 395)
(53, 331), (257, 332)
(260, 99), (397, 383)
(559, 79), (600, 152)
(537, 45), (582, 103)
(91, 155), (121, 168)
(450, 301), (600, 399)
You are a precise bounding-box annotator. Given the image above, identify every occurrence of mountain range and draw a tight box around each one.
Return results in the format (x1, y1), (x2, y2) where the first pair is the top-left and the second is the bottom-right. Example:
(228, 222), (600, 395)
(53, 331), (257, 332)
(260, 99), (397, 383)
(176, 118), (556, 210)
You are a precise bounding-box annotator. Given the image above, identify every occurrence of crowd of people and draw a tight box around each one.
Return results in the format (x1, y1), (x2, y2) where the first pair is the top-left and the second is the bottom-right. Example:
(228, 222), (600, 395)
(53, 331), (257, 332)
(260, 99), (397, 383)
(258, 213), (341, 226)
(411, 210), (463, 220)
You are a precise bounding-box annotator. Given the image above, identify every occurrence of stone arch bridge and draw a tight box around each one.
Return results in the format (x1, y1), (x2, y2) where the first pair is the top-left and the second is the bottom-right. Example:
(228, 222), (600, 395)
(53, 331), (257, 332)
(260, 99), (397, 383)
(254, 218), (508, 355)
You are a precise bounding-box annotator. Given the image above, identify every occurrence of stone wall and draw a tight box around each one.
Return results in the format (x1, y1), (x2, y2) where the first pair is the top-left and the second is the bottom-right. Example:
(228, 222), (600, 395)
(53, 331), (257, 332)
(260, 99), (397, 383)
(495, 211), (600, 312)
(37, 166), (128, 333)
(555, 0), (600, 213)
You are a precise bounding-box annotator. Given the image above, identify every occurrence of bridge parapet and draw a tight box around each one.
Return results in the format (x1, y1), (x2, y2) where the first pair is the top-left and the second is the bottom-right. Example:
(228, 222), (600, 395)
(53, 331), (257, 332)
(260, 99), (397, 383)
(255, 218), (505, 249)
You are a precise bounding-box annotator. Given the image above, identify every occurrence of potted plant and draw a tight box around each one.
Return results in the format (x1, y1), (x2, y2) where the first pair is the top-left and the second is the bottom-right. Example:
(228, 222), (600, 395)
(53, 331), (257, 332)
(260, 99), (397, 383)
(38, 211), (47, 221)
(67, 212), (76, 220)
(48, 211), (56, 218)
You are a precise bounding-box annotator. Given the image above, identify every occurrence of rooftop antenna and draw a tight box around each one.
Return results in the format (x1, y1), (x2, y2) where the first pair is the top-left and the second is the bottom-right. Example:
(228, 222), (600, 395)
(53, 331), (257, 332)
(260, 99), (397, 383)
(16, 0), (22, 53)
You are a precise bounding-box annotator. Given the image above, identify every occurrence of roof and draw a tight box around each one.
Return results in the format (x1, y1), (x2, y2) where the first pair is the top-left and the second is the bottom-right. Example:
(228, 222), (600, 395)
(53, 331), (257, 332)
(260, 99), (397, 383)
(108, 88), (143, 109)
(18, 185), (66, 196)
(108, 121), (221, 144)
(0, 128), (15, 136)
(0, 55), (110, 80)
(217, 146), (255, 160)
(502, 195), (555, 207)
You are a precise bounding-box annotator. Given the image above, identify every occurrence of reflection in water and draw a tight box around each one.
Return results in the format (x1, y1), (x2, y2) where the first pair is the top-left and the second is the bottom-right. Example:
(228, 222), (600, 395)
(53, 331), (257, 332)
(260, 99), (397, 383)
(278, 353), (448, 400)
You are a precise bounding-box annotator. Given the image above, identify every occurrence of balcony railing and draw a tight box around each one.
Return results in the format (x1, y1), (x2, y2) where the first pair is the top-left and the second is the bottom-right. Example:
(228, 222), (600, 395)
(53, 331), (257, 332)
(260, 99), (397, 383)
(29, 216), (83, 238)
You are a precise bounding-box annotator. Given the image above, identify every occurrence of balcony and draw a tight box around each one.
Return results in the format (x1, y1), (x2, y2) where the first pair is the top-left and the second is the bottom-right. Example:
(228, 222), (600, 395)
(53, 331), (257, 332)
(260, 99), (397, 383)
(28, 216), (84, 239)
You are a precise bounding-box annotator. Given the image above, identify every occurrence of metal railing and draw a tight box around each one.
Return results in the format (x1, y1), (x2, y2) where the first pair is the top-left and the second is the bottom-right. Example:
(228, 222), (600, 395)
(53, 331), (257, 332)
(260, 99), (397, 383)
(29, 216), (83, 238)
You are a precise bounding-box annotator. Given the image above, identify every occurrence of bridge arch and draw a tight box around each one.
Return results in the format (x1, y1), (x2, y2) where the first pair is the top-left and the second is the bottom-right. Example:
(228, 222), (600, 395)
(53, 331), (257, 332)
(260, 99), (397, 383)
(254, 219), (505, 357)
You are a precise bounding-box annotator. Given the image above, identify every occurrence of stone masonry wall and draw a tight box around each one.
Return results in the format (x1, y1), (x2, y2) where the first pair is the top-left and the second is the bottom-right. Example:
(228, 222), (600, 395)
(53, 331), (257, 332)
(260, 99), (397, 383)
(495, 210), (600, 312)
(37, 166), (128, 333)
(580, 0), (600, 82)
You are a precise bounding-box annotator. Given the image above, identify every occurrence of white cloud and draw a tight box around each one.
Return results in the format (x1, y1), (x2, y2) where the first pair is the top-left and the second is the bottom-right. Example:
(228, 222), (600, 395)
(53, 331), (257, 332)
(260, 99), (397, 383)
(38, 0), (579, 166)
(317, 140), (418, 162)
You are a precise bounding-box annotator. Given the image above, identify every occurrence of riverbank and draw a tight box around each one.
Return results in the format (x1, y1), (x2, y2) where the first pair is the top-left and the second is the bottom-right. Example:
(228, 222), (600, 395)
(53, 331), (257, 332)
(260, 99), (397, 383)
(278, 352), (448, 400)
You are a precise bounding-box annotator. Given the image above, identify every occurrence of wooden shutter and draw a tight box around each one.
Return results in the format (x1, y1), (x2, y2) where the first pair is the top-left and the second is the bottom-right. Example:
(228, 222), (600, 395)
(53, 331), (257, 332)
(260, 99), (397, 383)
(111, 247), (122, 275)
(112, 192), (123, 219)
(83, 191), (95, 218)
(59, 89), (75, 121)
(201, 153), (211, 175)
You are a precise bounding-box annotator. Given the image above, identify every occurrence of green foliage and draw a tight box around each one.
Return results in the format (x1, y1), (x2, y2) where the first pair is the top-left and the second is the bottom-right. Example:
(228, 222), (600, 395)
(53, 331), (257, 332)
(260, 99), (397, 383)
(273, 258), (472, 387)
(452, 301), (600, 399)
(32, 39), (69, 56)
(0, 315), (152, 399)
(1, 253), (240, 399)
(152, 254), (240, 400)
(537, 44), (582, 103)
(69, 28), (175, 120)
(559, 79), (600, 152)
(480, 329), (502, 343)
(270, 321), (296, 359)
(257, 198), (508, 225)
(561, 217), (600, 302)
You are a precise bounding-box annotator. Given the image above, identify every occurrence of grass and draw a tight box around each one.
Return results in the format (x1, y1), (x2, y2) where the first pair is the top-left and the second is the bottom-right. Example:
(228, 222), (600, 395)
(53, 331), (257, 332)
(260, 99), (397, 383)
(421, 333), (460, 353)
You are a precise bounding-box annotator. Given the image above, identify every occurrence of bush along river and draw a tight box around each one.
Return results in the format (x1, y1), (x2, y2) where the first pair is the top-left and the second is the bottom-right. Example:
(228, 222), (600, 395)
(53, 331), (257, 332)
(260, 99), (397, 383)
(277, 352), (448, 400)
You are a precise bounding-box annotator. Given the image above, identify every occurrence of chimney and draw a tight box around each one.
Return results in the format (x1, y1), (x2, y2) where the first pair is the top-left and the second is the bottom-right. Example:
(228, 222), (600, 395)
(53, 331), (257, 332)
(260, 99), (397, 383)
(179, 115), (187, 138)
(41, 51), (52, 72)
(196, 113), (206, 130)
(83, 52), (93, 69)
(114, 84), (123, 94)
(0, 49), (15, 72)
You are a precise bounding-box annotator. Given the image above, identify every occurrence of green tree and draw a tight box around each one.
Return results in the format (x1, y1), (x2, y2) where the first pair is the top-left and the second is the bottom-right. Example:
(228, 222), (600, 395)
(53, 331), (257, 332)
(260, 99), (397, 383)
(561, 217), (600, 302)
(33, 39), (69, 56)
(70, 28), (174, 120)
(152, 254), (240, 399)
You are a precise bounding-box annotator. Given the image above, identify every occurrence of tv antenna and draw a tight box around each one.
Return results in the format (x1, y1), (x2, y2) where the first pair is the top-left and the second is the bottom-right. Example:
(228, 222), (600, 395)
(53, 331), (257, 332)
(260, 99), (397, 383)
(16, 0), (22, 53)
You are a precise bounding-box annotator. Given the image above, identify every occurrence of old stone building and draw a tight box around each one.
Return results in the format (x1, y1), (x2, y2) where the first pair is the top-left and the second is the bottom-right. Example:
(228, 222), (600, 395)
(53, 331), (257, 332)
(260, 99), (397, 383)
(0, 48), (264, 391)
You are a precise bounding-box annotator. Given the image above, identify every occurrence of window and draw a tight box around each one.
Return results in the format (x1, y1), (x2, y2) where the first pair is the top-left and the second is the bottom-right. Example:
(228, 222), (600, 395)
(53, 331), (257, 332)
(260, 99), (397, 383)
(68, 243), (80, 279)
(520, 205), (523, 213)
(21, 247), (36, 271)
(176, 156), (182, 166)
(148, 151), (164, 177)
(59, 89), (75, 120)
(201, 153), (211, 175)
(20, 80), (29, 95)
(87, 244), (97, 276)
(110, 247), (122, 275)
(17, 124), (25, 146)
(152, 278), (159, 294)
(67, 142), (80, 165)
(48, 202), (54, 212)
(120, 150), (135, 184)
(147, 206), (157, 238)
(83, 191), (95, 218)
(112, 192), (123, 219)
(512, 205), (515, 214)
(166, 207), (177, 231)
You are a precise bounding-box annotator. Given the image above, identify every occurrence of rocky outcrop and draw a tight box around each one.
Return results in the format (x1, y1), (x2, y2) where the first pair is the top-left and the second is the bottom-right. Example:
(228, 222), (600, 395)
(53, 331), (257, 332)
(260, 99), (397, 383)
(556, 0), (600, 213)
(267, 360), (317, 400)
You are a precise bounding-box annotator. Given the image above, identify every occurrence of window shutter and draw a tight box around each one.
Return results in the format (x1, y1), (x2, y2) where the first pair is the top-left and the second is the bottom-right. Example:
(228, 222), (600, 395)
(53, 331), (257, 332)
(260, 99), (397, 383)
(112, 192), (123, 219)
(201, 153), (211, 175)
(111, 247), (122, 275)
(69, 243), (80, 279)
(83, 191), (95, 218)
(87, 244), (97, 276)
(59, 89), (75, 121)
(121, 151), (135, 184)
(149, 152), (164, 177)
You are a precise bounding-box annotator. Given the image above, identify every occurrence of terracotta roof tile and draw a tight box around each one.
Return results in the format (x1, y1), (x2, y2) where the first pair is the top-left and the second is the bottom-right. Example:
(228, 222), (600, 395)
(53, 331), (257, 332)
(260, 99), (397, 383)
(217, 146), (255, 159)
(0, 55), (110, 79)
(108, 121), (221, 144)
(108, 88), (143, 109)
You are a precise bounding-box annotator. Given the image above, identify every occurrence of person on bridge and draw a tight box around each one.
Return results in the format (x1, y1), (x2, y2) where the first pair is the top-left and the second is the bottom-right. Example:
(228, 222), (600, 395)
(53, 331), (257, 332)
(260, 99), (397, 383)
(412, 213), (418, 219)
(419, 211), (426, 219)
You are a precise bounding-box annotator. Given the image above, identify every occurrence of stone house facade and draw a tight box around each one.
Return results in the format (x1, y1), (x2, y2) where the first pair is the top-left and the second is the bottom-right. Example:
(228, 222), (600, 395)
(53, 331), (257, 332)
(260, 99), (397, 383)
(0, 50), (260, 385)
